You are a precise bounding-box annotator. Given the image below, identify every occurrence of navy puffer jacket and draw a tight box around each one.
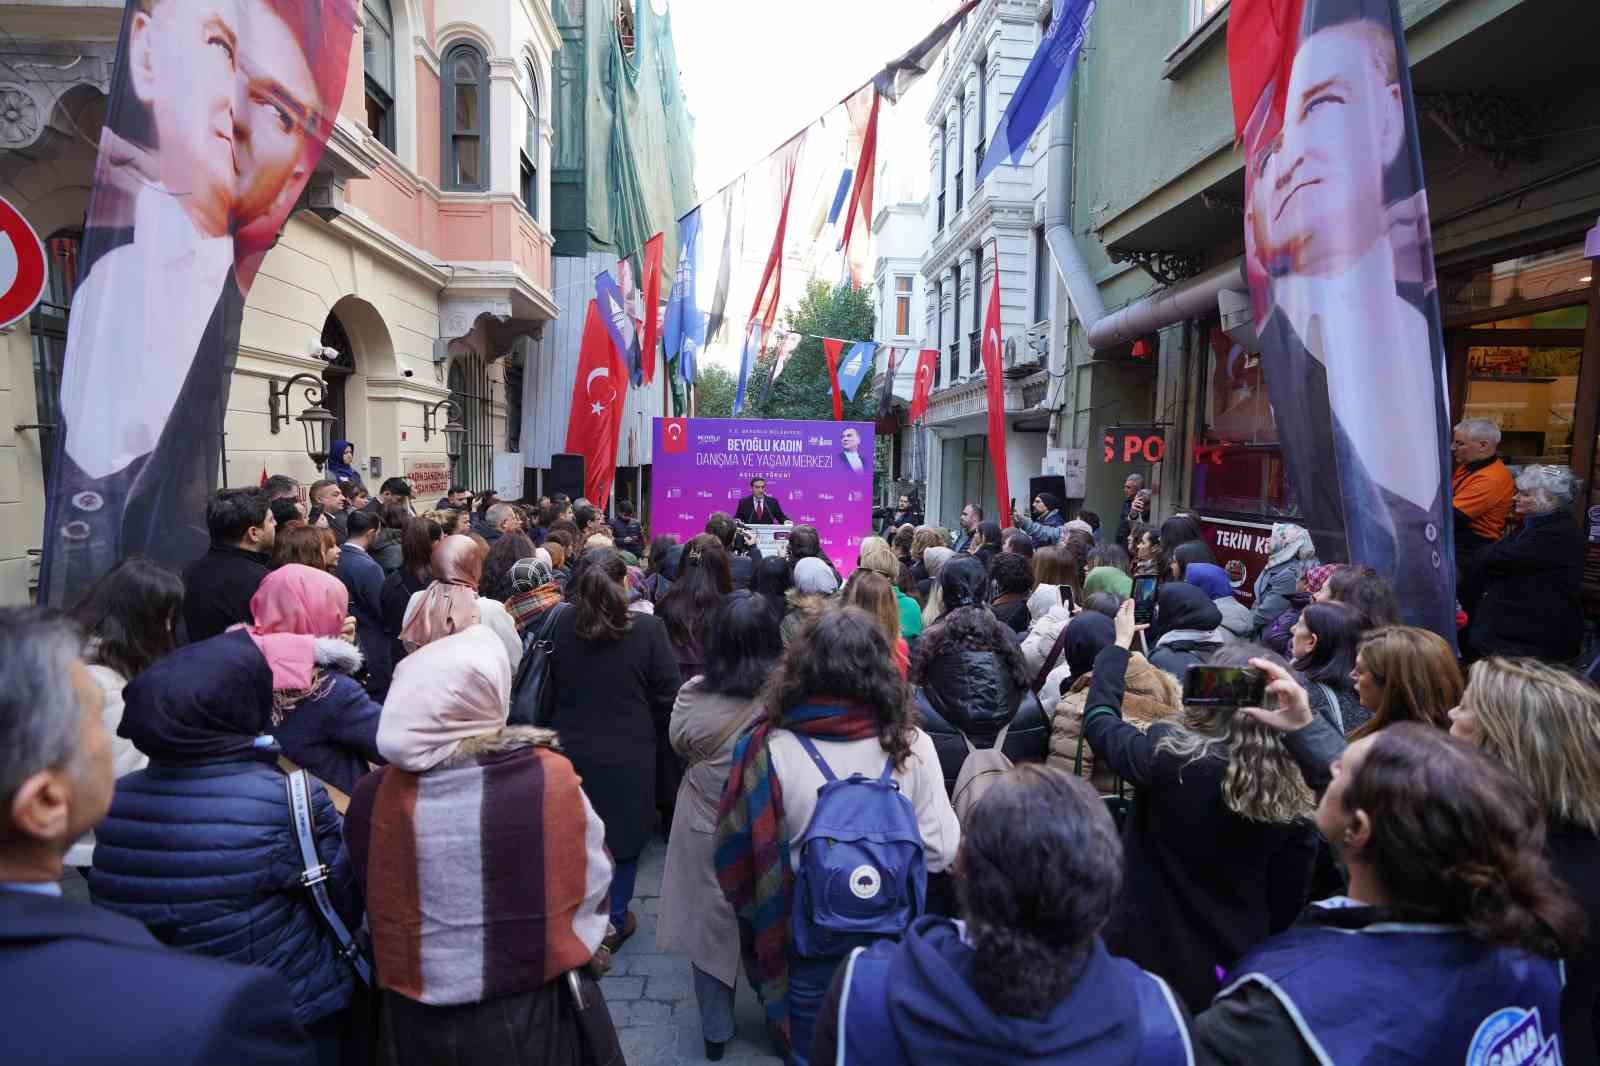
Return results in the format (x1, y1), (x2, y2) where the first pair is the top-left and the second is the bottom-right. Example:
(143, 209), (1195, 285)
(89, 630), (359, 1026)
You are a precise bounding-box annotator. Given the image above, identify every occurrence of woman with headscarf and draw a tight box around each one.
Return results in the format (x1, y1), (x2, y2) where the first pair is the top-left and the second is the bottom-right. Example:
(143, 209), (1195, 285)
(90, 630), (363, 1055)
(238, 564), (384, 797)
(501, 555), (563, 636)
(400, 534), (522, 671)
(1183, 561), (1252, 639)
(327, 439), (367, 495)
(343, 625), (616, 1066)
(1084, 565), (1134, 602)
(1249, 524), (1318, 638)
(1044, 610), (1183, 780)
(1147, 583), (1225, 680)
(781, 556), (839, 646)
(1262, 562), (1342, 657)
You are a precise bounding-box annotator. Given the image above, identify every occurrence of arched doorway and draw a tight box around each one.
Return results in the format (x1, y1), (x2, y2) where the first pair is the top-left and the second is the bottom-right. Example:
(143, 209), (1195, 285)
(448, 353), (492, 491)
(319, 312), (357, 442)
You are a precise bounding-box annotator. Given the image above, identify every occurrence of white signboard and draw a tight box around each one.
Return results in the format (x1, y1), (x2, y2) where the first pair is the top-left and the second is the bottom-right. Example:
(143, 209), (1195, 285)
(1062, 448), (1087, 498)
(494, 452), (525, 502)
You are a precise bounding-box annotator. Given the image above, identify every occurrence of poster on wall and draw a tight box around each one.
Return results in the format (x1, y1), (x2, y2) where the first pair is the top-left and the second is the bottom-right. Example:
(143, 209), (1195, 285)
(650, 417), (874, 576)
(1230, 0), (1455, 640)
(39, 0), (359, 606)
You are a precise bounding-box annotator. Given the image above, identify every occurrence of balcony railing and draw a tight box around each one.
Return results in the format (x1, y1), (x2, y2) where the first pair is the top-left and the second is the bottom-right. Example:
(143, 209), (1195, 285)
(936, 191), (946, 232)
(948, 342), (960, 384)
(954, 169), (964, 213)
(969, 330), (981, 374)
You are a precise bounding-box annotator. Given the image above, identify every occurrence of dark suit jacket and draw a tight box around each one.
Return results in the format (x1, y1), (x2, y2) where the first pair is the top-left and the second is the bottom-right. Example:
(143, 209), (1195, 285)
(181, 544), (270, 642)
(1469, 511), (1585, 662)
(339, 543), (391, 696)
(0, 888), (312, 1066)
(735, 494), (788, 525)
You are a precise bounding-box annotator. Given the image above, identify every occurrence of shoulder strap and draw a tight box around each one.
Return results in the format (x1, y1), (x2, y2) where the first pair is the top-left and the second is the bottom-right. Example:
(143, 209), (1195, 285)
(794, 734), (839, 783)
(1132, 972), (1196, 1066)
(1031, 622), (1073, 697)
(284, 770), (371, 986)
(1314, 683), (1343, 733)
(276, 755), (350, 815)
(706, 705), (757, 760)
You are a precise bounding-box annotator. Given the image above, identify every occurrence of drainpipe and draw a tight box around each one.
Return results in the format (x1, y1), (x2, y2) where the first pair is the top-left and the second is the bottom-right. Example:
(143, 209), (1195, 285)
(1042, 84), (1245, 350)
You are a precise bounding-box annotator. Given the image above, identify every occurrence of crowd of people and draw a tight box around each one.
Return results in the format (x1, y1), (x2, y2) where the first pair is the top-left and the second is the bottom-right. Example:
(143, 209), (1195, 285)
(3, 442), (1596, 1066)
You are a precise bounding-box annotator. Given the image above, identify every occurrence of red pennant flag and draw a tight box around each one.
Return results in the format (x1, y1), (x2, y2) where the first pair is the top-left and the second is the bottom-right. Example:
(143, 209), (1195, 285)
(908, 348), (939, 422)
(1227, 0), (1305, 142)
(837, 88), (881, 288)
(564, 299), (630, 506)
(980, 251), (1010, 525)
(821, 337), (846, 421)
(748, 133), (806, 338)
(639, 232), (664, 385)
(259, 465), (269, 488)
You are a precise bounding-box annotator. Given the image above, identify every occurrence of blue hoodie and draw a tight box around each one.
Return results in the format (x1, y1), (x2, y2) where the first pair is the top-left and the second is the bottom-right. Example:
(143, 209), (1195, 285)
(833, 917), (1191, 1065)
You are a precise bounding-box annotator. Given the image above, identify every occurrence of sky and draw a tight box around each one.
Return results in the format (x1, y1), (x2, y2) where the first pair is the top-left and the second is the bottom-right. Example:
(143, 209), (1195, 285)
(669, 0), (953, 199)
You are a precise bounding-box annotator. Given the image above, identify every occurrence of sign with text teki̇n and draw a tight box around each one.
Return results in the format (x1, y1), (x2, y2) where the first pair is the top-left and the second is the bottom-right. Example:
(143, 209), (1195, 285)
(651, 417), (874, 577)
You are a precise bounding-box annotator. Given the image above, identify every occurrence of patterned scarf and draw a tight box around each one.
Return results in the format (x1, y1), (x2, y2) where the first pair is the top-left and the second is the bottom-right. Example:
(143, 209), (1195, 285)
(503, 583), (563, 633)
(714, 700), (883, 1049)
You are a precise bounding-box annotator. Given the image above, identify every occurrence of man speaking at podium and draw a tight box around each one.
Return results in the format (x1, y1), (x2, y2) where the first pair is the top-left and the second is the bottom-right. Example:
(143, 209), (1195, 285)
(734, 477), (789, 525)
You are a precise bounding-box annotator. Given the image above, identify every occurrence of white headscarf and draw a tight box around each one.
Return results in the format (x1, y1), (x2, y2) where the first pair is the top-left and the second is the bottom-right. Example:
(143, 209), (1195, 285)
(377, 625), (512, 772)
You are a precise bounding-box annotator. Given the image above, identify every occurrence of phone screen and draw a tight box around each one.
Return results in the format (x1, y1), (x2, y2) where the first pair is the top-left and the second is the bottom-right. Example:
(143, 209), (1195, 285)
(1058, 584), (1077, 611)
(1132, 575), (1158, 624)
(1183, 665), (1267, 707)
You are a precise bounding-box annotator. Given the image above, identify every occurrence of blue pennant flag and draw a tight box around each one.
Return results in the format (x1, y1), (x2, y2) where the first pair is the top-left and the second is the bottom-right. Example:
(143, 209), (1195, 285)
(837, 341), (876, 402)
(663, 208), (705, 385)
(594, 270), (637, 375)
(977, 0), (1097, 183)
(826, 168), (854, 226)
(733, 324), (763, 415)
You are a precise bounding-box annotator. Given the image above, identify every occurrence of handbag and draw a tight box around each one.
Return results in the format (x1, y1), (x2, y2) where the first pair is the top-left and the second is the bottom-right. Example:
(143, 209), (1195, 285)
(565, 969), (624, 1066)
(284, 768), (372, 985)
(509, 602), (570, 727)
(1073, 726), (1132, 831)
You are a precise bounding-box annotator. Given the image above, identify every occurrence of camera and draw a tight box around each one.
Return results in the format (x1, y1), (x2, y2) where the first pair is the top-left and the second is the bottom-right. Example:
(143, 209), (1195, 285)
(402, 369), (414, 378)
(312, 345), (340, 362)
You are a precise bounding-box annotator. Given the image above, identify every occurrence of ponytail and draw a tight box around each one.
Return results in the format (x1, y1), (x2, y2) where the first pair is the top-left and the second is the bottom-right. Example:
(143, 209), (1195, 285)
(571, 548), (631, 641)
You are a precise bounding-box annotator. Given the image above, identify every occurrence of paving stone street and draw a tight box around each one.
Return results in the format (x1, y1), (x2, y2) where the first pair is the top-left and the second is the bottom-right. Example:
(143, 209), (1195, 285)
(602, 840), (783, 1066)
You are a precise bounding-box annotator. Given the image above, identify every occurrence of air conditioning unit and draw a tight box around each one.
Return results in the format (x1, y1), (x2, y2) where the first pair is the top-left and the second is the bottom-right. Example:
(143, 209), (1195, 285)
(1004, 329), (1045, 377)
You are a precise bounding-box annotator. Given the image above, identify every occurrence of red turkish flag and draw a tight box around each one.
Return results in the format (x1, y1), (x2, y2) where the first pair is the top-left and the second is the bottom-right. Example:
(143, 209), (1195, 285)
(821, 337), (846, 421)
(979, 252), (1010, 525)
(908, 348), (938, 422)
(564, 299), (629, 506)
(639, 232), (664, 385)
(1227, 0), (1305, 142)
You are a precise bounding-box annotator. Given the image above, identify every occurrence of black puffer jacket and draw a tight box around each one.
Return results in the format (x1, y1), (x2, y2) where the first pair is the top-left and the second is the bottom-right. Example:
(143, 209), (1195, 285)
(912, 618), (1050, 793)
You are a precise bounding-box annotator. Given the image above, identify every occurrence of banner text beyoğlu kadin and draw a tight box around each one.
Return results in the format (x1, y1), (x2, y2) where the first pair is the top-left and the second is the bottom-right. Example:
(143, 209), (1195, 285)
(651, 417), (874, 577)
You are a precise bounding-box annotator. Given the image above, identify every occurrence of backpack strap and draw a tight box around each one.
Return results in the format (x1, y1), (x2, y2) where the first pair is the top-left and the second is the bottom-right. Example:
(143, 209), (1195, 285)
(1030, 622), (1073, 698)
(1314, 683), (1344, 733)
(284, 769), (371, 986)
(793, 734), (838, 783)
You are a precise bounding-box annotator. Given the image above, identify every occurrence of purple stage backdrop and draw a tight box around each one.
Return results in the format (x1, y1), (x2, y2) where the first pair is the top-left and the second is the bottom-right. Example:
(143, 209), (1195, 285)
(651, 417), (874, 575)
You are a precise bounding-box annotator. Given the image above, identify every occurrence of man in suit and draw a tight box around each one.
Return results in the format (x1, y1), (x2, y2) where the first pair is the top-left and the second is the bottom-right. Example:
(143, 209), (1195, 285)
(0, 608), (311, 1066)
(1244, 13), (1453, 638)
(182, 489), (276, 641)
(706, 512), (762, 590)
(734, 477), (789, 525)
(338, 510), (391, 697)
(838, 426), (869, 475)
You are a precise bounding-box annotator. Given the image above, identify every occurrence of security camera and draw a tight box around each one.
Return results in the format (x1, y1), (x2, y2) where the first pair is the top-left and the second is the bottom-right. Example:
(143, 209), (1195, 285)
(313, 345), (340, 362)
(401, 369), (414, 378)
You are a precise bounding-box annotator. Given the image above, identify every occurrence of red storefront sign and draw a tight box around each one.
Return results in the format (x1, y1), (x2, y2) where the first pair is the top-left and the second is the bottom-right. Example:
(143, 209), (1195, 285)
(1200, 515), (1274, 606)
(1102, 426), (1166, 464)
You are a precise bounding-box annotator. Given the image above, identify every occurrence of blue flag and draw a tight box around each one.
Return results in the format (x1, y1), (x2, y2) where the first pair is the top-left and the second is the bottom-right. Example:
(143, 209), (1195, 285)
(977, 0), (1097, 183)
(594, 270), (637, 378)
(663, 208), (705, 384)
(826, 168), (854, 226)
(733, 324), (763, 415)
(837, 341), (876, 401)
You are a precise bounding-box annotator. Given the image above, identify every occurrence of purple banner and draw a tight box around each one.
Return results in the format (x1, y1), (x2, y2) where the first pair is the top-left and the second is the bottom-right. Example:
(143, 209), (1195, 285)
(651, 417), (874, 575)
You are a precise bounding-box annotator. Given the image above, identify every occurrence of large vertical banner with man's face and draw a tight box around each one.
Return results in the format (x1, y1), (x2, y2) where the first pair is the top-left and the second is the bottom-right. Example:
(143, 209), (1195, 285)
(39, 0), (356, 605)
(1233, 0), (1455, 640)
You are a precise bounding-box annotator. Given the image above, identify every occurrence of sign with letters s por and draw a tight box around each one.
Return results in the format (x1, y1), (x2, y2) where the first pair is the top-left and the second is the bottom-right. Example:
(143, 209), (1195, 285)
(651, 417), (874, 576)
(1103, 426), (1167, 465)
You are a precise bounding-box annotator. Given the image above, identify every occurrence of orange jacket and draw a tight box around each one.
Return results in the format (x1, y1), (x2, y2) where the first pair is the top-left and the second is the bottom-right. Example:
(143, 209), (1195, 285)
(1452, 457), (1514, 542)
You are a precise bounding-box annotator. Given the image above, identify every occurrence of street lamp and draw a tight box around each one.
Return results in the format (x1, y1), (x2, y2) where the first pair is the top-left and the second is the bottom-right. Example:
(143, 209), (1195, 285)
(268, 372), (337, 471)
(421, 398), (465, 464)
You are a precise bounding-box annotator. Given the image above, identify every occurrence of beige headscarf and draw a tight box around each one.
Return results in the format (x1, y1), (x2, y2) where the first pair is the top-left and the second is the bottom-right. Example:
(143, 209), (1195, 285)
(400, 535), (484, 652)
(377, 624), (512, 772)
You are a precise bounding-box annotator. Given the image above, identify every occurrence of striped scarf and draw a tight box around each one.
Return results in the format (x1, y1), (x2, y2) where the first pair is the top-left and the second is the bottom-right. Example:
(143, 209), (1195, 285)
(503, 582), (563, 633)
(713, 700), (882, 1048)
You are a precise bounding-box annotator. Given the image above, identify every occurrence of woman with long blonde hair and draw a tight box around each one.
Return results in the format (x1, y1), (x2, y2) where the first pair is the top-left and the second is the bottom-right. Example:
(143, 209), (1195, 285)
(1079, 600), (1318, 1011)
(1450, 656), (1600, 1061)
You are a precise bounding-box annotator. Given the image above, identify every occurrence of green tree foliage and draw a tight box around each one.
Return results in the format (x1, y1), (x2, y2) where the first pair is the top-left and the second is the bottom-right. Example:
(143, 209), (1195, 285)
(694, 363), (737, 418)
(742, 280), (878, 422)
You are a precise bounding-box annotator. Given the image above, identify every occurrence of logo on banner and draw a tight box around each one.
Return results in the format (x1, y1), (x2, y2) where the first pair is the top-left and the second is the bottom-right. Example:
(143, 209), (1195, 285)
(662, 417), (688, 453)
(0, 194), (48, 331)
(1465, 1006), (1558, 1066)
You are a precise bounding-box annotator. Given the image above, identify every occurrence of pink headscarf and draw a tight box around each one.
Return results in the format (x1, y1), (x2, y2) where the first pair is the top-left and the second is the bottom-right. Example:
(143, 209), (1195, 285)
(400, 535), (484, 652)
(236, 564), (349, 691)
(377, 624), (512, 771)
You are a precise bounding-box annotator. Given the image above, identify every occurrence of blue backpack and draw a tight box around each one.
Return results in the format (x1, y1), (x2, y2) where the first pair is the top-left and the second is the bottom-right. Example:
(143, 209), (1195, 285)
(790, 735), (927, 959)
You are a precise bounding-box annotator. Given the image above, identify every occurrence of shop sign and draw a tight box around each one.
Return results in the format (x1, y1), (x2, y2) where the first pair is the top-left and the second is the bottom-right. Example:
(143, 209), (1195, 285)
(404, 457), (450, 499)
(1200, 515), (1274, 606)
(1103, 426), (1166, 464)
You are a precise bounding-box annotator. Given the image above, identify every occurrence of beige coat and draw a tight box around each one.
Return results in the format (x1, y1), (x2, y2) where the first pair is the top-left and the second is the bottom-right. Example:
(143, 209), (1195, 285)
(656, 676), (761, 987)
(1046, 652), (1183, 792)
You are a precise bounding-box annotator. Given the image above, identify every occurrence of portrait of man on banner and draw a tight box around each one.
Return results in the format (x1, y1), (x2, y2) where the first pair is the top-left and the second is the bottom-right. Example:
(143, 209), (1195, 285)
(1239, 0), (1455, 639)
(41, 0), (357, 606)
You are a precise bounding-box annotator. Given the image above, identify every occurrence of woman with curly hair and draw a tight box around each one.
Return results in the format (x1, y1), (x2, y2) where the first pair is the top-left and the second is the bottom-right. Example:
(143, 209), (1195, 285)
(1079, 600), (1319, 1011)
(813, 767), (1191, 1065)
(715, 607), (958, 1065)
